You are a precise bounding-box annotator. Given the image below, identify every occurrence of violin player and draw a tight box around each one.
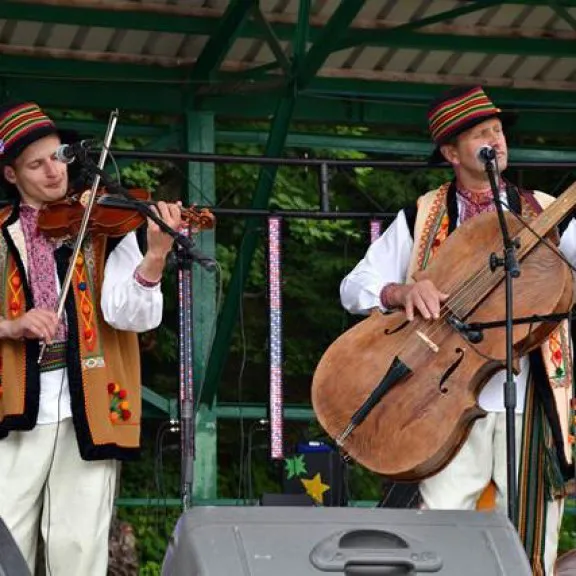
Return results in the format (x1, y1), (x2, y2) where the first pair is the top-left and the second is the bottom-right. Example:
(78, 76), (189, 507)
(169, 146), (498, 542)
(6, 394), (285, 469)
(340, 86), (576, 575)
(0, 102), (181, 575)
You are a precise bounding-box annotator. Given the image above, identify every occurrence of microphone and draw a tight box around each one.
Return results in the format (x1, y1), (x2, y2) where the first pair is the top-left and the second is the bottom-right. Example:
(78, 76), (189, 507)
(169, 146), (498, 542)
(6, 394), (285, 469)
(476, 145), (496, 163)
(54, 140), (95, 164)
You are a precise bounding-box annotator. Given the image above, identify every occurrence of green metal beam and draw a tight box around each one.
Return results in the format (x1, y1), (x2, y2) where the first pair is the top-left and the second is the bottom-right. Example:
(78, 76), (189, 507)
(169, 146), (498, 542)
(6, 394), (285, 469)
(215, 130), (576, 162)
(0, 54), (184, 82)
(113, 131), (180, 175)
(336, 28), (576, 57)
(207, 95), (576, 135)
(386, 0), (503, 32)
(185, 111), (216, 391)
(513, 0), (576, 6)
(216, 403), (314, 421)
(0, 76), (186, 112)
(7, 69), (576, 115)
(250, 6), (292, 76)
(189, 0), (255, 85)
(548, 0), (576, 29)
(142, 386), (178, 419)
(184, 110), (218, 501)
(292, 0), (311, 65)
(3, 76), (576, 136)
(0, 1), (215, 35)
(48, 119), (170, 139)
(297, 0), (366, 88)
(303, 78), (576, 109)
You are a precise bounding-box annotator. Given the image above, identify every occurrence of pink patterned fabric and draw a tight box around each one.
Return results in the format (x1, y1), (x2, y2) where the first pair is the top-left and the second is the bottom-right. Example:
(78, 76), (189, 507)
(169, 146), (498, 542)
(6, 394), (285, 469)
(457, 185), (503, 222)
(19, 204), (66, 340)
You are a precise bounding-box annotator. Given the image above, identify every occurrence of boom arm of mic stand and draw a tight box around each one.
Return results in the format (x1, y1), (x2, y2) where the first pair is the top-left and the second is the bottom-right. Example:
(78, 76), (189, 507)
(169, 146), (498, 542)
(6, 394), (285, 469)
(462, 310), (573, 332)
(83, 163), (217, 271)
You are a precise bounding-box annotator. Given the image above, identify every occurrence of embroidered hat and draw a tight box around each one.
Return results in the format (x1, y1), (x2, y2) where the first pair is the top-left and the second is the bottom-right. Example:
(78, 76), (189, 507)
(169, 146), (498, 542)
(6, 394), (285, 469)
(427, 86), (514, 164)
(0, 101), (61, 162)
(0, 101), (83, 198)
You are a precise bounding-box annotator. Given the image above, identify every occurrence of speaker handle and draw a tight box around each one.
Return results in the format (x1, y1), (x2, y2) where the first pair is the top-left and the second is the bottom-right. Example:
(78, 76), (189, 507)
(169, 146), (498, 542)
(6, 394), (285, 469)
(309, 529), (443, 573)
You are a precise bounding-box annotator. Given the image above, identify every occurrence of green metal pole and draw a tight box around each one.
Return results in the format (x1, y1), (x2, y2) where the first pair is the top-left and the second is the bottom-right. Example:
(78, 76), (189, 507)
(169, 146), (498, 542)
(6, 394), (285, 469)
(184, 110), (218, 500)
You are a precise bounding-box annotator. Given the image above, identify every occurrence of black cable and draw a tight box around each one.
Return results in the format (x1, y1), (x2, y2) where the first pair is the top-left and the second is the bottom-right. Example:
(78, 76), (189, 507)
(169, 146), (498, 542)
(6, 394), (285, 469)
(235, 248), (248, 503)
(43, 353), (67, 576)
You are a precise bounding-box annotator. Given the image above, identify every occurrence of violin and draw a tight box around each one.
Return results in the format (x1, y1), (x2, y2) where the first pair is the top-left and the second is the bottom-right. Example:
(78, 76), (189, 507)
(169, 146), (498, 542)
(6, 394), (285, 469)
(37, 188), (215, 239)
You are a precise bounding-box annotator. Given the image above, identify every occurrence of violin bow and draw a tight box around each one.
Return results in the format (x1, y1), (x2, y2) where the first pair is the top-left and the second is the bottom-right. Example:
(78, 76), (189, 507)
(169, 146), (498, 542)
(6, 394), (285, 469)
(38, 110), (119, 363)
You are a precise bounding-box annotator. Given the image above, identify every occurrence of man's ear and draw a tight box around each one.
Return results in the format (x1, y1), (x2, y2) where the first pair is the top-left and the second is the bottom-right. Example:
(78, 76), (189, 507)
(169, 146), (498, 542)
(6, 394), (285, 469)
(3, 165), (16, 185)
(440, 144), (458, 165)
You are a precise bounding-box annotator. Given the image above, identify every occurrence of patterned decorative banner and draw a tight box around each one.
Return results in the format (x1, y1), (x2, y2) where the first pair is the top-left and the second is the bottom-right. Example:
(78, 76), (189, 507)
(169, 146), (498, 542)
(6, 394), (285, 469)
(268, 216), (284, 459)
(178, 227), (195, 508)
(370, 219), (382, 243)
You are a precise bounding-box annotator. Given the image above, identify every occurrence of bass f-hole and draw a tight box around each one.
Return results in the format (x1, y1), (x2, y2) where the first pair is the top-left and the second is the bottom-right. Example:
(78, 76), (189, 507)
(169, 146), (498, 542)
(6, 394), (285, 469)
(438, 348), (465, 394)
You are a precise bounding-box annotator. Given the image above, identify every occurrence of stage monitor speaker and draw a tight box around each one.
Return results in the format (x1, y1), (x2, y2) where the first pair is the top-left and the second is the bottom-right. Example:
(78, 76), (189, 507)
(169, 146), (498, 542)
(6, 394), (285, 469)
(0, 518), (30, 576)
(161, 506), (531, 575)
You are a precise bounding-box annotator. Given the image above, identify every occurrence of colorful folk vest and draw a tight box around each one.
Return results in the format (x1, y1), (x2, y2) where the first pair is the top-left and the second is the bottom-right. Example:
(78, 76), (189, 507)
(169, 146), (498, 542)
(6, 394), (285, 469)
(407, 182), (575, 471)
(0, 204), (142, 461)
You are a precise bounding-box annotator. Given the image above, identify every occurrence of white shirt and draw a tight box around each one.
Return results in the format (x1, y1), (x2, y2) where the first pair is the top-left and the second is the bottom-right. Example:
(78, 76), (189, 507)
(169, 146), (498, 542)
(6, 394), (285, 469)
(340, 194), (576, 413)
(37, 231), (163, 424)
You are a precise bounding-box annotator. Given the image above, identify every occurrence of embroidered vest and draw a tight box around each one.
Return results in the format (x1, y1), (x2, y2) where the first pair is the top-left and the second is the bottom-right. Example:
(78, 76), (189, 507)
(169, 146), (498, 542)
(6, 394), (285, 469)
(407, 183), (574, 465)
(0, 205), (142, 461)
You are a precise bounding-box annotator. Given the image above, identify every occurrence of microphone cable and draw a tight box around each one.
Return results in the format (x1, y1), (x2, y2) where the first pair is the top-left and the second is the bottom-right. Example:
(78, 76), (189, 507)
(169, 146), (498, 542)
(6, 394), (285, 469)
(42, 354), (67, 576)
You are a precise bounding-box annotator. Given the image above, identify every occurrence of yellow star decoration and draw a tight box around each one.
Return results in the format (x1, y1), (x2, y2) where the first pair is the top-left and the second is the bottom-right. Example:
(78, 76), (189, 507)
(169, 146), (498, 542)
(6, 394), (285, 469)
(300, 473), (330, 504)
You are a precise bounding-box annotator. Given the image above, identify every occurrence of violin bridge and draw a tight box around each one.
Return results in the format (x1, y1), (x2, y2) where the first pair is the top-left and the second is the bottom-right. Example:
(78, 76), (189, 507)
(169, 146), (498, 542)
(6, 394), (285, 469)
(416, 330), (439, 353)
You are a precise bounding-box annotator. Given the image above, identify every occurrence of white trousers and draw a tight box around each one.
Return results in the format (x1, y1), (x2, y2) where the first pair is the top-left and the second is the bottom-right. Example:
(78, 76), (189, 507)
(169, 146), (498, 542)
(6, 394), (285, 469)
(420, 412), (563, 575)
(0, 418), (117, 576)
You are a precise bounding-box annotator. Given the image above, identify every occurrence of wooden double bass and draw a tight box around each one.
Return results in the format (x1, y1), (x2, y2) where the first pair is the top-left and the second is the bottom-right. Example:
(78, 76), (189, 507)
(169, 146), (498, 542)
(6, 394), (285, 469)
(312, 182), (576, 481)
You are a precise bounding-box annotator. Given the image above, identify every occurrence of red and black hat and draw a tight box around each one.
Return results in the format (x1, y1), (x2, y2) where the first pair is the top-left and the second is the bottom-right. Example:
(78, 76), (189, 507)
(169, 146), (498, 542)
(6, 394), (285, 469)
(427, 86), (514, 164)
(0, 102), (61, 161)
(0, 102), (84, 198)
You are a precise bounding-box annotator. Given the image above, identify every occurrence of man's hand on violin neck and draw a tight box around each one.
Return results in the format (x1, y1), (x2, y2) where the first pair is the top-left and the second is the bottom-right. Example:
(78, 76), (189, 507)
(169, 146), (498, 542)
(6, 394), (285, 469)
(391, 280), (449, 321)
(139, 201), (182, 282)
(0, 309), (58, 342)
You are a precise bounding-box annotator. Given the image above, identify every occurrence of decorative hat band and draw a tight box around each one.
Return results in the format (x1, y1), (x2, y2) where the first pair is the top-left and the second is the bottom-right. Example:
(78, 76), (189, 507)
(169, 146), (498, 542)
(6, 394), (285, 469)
(0, 103), (56, 157)
(428, 87), (501, 144)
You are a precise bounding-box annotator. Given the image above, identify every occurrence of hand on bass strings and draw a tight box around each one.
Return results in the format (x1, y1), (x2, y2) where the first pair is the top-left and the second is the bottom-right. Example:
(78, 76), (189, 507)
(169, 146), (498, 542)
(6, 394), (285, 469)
(0, 308), (59, 342)
(383, 279), (449, 322)
(137, 201), (183, 283)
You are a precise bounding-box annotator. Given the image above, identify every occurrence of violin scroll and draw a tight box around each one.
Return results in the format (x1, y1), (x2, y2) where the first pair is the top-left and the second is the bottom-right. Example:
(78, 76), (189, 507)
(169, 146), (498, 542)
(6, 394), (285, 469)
(184, 206), (215, 233)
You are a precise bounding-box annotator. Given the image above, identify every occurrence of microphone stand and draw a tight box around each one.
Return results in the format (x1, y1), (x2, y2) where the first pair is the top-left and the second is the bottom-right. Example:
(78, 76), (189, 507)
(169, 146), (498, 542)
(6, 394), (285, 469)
(174, 234), (196, 511)
(482, 151), (519, 525)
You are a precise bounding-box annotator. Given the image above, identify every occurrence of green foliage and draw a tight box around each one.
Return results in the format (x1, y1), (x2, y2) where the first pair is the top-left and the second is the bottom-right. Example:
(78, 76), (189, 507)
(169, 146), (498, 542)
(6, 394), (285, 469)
(559, 511), (576, 555)
(118, 427), (181, 574)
